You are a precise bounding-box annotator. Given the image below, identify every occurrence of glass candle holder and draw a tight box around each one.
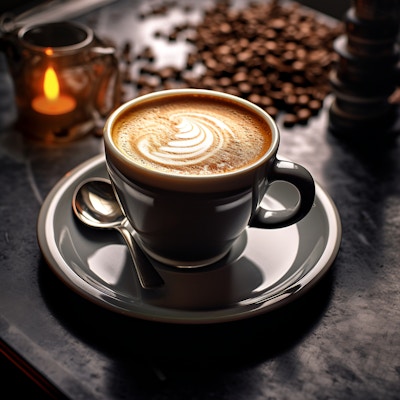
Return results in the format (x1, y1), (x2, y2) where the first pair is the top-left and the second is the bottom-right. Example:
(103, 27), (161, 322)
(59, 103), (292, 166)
(1, 21), (120, 142)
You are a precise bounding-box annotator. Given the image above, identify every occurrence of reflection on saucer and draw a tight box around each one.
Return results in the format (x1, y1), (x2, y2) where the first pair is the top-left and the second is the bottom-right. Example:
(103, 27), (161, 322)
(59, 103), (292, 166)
(88, 245), (128, 286)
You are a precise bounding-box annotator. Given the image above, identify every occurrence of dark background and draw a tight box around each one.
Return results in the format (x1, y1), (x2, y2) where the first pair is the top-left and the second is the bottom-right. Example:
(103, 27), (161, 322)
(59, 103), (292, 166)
(0, 0), (350, 20)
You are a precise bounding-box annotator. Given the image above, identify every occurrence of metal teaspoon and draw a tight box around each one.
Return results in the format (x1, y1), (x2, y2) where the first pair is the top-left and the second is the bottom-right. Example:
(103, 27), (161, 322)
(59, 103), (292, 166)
(72, 178), (164, 289)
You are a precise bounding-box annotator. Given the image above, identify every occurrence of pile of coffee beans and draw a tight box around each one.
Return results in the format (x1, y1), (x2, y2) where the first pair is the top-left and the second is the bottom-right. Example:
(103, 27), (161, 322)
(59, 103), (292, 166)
(120, 0), (343, 128)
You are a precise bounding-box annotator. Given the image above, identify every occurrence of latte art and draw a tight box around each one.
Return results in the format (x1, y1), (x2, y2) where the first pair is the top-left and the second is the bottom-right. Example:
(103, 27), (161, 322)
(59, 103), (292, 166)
(112, 94), (272, 176)
(136, 112), (235, 166)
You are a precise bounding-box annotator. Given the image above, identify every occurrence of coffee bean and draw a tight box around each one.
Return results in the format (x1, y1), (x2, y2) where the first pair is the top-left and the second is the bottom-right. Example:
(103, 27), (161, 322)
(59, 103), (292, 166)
(232, 71), (248, 84)
(139, 65), (157, 75)
(186, 53), (198, 69)
(168, 32), (178, 41)
(283, 113), (298, 127)
(270, 18), (286, 31)
(137, 46), (155, 62)
(259, 96), (274, 108)
(309, 99), (323, 115)
(121, 41), (133, 64)
(297, 108), (312, 124)
(298, 94), (310, 106)
(121, 66), (133, 84)
(238, 82), (252, 95)
(218, 76), (232, 87)
(247, 93), (261, 104)
(265, 106), (279, 119)
(158, 66), (179, 81)
(284, 94), (298, 111)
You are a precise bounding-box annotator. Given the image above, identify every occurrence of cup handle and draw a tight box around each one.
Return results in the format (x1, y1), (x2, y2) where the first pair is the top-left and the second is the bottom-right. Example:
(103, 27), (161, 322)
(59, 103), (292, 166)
(249, 159), (315, 229)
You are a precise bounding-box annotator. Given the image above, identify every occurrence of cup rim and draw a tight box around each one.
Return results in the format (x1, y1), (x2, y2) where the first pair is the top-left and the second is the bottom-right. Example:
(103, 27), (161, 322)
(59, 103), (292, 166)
(104, 89), (280, 191)
(18, 21), (93, 54)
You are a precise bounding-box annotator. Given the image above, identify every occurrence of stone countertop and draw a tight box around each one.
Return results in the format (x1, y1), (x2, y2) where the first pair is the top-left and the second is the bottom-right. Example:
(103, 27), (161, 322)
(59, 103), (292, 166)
(0, 1), (399, 399)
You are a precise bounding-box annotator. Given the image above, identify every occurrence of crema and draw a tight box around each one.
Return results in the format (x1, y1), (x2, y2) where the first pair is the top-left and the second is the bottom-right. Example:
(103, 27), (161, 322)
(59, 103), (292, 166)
(112, 93), (272, 175)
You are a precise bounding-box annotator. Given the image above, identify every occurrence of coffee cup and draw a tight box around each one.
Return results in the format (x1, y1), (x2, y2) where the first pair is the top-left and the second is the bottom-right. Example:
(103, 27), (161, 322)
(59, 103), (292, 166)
(104, 89), (315, 267)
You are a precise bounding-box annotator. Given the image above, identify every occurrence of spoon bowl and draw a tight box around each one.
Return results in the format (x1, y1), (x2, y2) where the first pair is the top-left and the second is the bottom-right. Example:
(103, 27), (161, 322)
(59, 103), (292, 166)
(72, 178), (164, 289)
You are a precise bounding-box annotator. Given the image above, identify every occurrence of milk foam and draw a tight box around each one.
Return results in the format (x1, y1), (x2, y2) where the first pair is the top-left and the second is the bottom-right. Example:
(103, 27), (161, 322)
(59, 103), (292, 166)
(113, 96), (271, 175)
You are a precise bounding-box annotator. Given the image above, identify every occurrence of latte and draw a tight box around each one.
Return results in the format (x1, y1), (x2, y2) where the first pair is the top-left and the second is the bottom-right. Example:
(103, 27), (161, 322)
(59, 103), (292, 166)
(112, 93), (272, 176)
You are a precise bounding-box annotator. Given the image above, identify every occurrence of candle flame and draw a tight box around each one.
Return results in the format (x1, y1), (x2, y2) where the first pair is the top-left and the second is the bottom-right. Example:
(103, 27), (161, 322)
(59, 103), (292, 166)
(43, 66), (60, 101)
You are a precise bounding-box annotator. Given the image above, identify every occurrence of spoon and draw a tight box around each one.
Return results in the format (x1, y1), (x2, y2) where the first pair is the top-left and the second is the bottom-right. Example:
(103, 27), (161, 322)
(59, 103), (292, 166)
(72, 178), (164, 289)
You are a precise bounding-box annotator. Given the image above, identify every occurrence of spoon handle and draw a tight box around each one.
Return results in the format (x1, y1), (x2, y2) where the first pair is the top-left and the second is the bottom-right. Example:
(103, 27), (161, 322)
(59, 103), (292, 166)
(117, 225), (164, 289)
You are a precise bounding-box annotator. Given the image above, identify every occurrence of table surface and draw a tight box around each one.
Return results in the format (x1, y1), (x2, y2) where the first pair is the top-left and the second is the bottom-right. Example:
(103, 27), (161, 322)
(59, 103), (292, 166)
(1, 1), (399, 399)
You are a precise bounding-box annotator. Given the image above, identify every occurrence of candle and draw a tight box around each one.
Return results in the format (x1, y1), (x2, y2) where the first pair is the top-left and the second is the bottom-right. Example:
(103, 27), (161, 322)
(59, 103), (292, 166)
(32, 66), (76, 115)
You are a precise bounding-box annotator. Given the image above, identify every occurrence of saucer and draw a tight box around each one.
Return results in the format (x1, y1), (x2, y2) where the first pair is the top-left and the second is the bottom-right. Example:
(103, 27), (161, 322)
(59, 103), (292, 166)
(37, 154), (341, 324)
